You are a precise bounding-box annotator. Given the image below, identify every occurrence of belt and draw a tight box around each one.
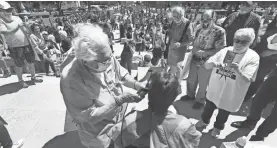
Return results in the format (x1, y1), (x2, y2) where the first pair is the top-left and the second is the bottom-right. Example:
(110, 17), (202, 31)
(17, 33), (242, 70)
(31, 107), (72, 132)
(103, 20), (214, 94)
(192, 55), (210, 62)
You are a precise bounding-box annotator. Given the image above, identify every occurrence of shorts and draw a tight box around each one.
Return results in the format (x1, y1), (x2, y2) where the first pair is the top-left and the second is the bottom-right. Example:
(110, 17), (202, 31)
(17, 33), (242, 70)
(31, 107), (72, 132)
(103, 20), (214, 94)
(8, 45), (35, 67)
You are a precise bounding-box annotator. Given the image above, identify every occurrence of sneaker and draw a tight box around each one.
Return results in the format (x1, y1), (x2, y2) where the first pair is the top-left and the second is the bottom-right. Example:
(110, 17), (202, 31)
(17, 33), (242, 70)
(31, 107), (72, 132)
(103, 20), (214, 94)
(55, 73), (60, 77)
(19, 81), (29, 88)
(249, 135), (264, 141)
(180, 95), (195, 101)
(231, 120), (256, 129)
(31, 77), (43, 83)
(3, 72), (11, 78)
(192, 102), (205, 110)
(11, 138), (24, 148)
(211, 128), (221, 138)
(195, 120), (208, 128)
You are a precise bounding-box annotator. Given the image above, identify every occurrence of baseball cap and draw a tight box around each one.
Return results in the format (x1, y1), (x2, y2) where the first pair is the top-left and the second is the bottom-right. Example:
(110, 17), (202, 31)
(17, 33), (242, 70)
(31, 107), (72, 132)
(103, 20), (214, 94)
(0, 1), (13, 10)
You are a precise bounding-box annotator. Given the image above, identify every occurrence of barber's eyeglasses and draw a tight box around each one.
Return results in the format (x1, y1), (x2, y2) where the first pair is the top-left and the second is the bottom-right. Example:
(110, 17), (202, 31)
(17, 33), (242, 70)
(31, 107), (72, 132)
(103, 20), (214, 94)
(4, 8), (13, 13)
(234, 39), (250, 45)
(95, 55), (112, 65)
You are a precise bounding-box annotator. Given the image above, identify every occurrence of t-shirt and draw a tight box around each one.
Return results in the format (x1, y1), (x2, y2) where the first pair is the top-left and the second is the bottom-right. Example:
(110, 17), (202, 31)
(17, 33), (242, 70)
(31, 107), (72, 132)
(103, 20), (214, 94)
(0, 16), (29, 47)
(206, 47), (259, 112)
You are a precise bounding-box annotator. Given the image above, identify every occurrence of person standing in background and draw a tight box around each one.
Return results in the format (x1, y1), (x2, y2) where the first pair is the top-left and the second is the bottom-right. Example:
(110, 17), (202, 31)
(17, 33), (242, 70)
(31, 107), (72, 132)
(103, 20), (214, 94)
(167, 6), (193, 78)
(222, 1), (261, 48)
(0, 1), (43, 88)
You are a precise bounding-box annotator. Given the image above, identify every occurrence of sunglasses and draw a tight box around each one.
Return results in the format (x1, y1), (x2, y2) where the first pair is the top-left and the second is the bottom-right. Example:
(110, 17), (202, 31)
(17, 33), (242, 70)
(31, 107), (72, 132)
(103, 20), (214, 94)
(234, 39), (250, 45)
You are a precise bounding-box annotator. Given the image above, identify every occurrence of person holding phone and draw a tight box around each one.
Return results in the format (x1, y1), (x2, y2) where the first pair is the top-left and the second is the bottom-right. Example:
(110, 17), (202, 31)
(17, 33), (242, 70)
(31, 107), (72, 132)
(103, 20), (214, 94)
(196, 28), (260, 138)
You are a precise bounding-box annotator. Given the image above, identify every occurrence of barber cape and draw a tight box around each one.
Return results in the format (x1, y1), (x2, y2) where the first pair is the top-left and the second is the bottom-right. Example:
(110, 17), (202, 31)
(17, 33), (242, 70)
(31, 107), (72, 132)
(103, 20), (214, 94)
(100, 109), (201, 148)
(267, 33), (277, 50)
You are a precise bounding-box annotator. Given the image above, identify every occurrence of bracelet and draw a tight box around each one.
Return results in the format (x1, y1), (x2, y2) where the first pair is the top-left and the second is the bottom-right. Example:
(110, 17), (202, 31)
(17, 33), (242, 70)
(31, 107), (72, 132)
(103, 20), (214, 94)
(133, 81), (137, 90)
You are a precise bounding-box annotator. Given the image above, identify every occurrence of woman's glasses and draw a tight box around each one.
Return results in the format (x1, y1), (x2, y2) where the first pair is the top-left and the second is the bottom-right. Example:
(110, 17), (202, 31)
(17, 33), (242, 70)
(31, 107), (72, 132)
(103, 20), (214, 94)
(95, 55), (112, 65)
(4, 8), (13, 13)
(234, 39), (250, 45)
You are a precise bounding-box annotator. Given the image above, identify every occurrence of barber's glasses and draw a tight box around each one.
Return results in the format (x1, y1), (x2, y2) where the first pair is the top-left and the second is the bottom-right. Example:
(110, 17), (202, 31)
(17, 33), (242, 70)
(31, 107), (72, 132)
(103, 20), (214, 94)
(4, 8), (13, 13)
(234, 39), (250, 45)
(95, 55), (112, 65)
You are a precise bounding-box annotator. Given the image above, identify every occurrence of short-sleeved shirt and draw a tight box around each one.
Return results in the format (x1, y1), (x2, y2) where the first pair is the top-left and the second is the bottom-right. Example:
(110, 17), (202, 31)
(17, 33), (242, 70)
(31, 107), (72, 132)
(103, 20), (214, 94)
(0, 16), (29, 47)
(206, 47), (260, 112)
(60, 56), (129, 148)
(193, 24), (226, 52)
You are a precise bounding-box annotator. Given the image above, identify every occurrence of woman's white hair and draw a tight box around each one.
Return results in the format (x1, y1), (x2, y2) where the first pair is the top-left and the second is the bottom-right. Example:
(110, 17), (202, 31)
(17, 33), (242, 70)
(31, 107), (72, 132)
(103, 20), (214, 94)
(171, 6), (185, 17)
(234, 28), (256, 45)
(72, 23), (110, 61)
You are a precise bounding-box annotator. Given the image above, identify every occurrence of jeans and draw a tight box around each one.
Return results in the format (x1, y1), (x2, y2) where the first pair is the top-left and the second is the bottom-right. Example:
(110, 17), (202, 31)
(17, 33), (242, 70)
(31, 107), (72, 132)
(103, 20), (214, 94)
(246, 74), (277, 138)
(187, 60), (212, 104)
(44, 59), (57, 75)
(244, 57), (277, 101)
(201, 99), (231, 130)
(0, 122), (12, 148)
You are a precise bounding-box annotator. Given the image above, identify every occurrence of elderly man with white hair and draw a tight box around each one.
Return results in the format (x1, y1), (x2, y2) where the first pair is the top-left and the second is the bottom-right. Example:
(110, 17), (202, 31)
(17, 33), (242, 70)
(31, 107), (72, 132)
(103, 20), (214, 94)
(167, 6), (193, 77)
(196, 28), (260, 138)
(60, 23), (146, 148)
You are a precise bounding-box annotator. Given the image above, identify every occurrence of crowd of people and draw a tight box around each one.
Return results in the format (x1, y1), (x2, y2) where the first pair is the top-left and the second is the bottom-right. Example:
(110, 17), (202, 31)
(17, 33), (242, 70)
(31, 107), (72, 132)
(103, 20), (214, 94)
(1, 1), (277, 148)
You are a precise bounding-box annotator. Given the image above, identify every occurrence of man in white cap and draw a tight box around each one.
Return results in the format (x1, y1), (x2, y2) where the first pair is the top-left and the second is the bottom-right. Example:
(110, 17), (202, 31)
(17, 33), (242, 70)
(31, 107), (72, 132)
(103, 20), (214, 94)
(0, 1), (43, 88)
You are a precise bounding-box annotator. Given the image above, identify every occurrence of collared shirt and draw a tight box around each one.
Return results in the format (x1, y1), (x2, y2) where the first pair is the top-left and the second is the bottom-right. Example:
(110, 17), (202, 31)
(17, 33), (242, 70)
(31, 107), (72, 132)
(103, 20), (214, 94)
(193, 24), (226, 52)
(60, 56), (129, 148)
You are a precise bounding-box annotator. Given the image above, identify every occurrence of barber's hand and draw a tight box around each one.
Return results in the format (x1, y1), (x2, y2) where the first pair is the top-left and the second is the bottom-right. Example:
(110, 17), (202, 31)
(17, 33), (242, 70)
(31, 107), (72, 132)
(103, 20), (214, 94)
(134, 81), (147, 91)
(3, 43), (8, 51)
(119, 92), (142, 104)
(174, 42), (181, 49)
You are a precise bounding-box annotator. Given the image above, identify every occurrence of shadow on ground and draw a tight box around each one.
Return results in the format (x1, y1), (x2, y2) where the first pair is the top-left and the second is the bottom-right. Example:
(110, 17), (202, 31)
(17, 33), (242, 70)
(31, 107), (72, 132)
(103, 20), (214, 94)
(231, 99), (274, 118)
(42, 131), (86, 148)
(0, 81), (35, 96)
(173, 99), (253, 148)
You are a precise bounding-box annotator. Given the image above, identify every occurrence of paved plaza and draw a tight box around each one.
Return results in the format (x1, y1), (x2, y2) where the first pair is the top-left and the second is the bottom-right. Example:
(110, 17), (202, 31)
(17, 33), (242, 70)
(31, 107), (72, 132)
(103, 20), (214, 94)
(0, 31), (276, 148)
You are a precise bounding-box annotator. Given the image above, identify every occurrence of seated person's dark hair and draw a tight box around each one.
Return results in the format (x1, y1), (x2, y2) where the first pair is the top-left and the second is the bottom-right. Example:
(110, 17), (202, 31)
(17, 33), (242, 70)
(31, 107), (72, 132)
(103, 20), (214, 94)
(148, 71), (180, 114)
(30, 23), (41, 33)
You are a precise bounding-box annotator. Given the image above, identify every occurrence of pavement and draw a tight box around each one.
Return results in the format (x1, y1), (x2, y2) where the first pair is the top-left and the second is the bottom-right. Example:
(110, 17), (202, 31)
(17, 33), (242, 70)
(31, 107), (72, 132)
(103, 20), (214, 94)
(0, 30), (276, 148)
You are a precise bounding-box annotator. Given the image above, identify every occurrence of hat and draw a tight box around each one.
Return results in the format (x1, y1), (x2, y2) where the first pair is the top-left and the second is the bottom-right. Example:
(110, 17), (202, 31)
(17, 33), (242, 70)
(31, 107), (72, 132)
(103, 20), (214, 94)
(0, 1), (13, 10)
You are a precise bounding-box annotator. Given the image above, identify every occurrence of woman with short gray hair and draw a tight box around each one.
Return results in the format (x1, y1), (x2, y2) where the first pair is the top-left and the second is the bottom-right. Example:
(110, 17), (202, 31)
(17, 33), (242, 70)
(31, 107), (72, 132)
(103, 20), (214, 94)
(196, 28), (260, 138)
(60, 23), (146, 148)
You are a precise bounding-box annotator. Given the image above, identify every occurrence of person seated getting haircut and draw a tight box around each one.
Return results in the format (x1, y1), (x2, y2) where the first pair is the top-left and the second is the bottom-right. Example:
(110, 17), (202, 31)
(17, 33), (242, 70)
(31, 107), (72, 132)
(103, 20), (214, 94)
(139, 54), (153, 67)
(105, 71), (202, 148)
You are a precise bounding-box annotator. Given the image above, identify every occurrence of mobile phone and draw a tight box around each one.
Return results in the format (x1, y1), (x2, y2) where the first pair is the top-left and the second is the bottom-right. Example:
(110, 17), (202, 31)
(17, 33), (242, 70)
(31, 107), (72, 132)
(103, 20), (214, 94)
(223, 50), (236, 64)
